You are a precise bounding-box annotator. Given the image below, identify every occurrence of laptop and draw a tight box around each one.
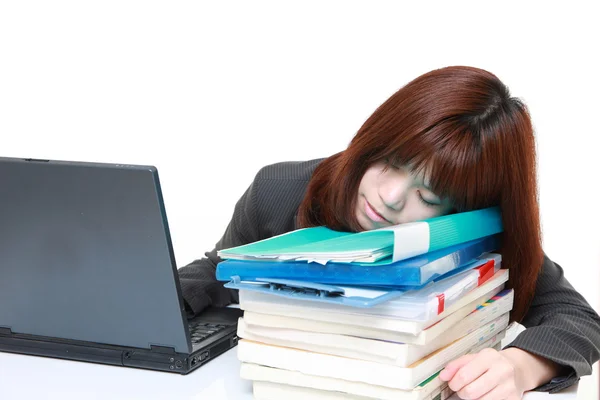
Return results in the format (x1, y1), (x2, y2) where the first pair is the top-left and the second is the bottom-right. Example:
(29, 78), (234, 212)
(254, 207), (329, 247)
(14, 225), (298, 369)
(0, 156), (243, 374)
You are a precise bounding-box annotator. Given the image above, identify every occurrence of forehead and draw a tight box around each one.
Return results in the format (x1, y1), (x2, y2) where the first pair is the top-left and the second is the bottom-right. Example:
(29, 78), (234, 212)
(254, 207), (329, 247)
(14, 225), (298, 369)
(406, 161), (433, 189)
(383, 159), (434, 190)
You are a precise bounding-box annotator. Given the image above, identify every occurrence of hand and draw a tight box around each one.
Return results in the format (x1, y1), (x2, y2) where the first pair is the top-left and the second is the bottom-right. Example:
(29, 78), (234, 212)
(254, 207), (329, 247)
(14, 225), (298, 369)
(439, 347), (526, 400)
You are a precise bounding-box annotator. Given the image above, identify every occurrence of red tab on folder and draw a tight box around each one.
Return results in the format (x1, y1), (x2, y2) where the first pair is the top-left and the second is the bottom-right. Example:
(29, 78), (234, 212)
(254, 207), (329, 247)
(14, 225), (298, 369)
(475, 260), (496, 286)
(436, 293), (445, 314)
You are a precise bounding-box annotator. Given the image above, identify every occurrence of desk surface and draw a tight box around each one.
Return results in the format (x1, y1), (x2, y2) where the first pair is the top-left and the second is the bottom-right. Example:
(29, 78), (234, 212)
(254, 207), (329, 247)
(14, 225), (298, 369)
(0, 347), (583, 400)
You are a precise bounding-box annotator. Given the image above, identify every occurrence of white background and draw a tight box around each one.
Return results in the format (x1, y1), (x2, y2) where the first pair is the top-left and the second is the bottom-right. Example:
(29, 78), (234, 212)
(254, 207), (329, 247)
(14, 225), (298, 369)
(1, 2), (598, 311)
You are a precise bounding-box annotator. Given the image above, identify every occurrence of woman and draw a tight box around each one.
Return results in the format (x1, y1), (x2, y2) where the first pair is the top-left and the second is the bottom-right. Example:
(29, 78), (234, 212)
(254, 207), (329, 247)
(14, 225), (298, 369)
(178, 66), (600, 399)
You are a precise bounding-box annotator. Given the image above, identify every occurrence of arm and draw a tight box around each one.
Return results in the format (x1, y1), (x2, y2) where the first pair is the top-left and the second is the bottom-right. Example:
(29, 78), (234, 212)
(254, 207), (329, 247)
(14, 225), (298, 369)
(178, 176), (262, 317)
(177, 159), (321, 317)
(440, 346), (565, 399)
(440, 255), (600, 398)
(504, 254), (600, 392)
(500, 347), (566, 391)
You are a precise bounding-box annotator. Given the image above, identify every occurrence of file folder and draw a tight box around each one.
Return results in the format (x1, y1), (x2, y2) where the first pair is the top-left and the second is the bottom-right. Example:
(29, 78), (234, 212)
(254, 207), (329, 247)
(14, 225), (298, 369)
(216, 234), (501, 287)
(226, 253), (501, 311)
(218, 207), (502, 264)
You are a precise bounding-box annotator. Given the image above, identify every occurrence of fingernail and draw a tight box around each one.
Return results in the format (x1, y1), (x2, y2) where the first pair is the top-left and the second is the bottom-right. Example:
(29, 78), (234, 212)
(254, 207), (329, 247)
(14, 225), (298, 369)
(439, 369), (448, 380)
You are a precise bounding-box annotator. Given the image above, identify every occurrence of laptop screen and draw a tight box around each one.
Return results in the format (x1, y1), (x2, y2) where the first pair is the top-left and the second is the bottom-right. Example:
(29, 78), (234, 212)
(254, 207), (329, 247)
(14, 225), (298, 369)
(0, 158), (191, 353)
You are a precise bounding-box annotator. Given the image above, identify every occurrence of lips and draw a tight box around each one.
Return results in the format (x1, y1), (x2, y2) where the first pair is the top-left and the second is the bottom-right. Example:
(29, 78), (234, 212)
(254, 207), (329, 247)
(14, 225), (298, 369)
(364, 199), (389, 223)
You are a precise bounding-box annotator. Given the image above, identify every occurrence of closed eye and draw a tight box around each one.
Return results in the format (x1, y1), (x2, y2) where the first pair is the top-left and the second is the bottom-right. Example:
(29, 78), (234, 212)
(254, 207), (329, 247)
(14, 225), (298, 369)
(417, 190), (441, 207)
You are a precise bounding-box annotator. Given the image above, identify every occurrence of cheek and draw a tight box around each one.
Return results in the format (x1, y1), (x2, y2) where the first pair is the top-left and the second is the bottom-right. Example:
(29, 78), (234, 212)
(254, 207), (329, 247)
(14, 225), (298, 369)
(404, 199), (445, 221)
(358, 170), (376, 194)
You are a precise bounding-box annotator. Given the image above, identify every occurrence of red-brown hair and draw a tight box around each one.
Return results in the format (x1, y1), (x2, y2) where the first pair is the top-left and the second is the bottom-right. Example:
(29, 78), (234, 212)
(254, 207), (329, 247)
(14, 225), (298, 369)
(297, 66), (543, 323)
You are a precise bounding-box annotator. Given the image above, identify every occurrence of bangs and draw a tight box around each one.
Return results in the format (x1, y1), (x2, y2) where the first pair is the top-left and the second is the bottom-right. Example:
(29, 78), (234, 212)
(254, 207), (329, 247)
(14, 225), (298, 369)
(382, 123), (503, 212)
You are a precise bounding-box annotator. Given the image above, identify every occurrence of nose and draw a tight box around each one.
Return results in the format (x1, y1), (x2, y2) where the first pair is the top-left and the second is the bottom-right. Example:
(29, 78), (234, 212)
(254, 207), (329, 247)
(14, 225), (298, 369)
(378, 171), (411, 211)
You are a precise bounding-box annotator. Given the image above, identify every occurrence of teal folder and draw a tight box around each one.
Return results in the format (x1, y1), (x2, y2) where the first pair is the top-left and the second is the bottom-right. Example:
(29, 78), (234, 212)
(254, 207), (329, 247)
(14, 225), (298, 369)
(217, 207), (502, 264)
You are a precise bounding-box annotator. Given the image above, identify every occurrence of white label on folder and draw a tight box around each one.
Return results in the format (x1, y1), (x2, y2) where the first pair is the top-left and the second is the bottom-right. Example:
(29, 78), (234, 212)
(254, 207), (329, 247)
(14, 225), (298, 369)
(340, 287), (390, 299)
(381, 221), (430, 262)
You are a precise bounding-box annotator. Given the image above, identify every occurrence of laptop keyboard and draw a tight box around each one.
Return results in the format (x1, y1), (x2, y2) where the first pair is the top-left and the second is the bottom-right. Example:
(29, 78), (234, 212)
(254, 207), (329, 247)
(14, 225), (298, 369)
(188, 321), (228, 344)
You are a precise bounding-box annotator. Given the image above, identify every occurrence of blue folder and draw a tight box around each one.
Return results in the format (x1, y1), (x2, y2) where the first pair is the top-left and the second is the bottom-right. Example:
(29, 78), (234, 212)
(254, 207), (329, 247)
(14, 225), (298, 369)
(216, 234), (501, 287)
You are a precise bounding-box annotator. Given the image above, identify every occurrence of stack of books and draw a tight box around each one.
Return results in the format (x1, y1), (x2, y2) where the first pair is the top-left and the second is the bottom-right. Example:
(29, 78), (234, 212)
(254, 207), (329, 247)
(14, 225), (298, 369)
(216, 207), (515, 400)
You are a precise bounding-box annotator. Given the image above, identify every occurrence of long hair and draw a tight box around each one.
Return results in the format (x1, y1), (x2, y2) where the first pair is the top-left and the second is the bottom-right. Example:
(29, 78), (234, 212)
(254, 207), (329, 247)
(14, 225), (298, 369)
(297, 66), (543, 323)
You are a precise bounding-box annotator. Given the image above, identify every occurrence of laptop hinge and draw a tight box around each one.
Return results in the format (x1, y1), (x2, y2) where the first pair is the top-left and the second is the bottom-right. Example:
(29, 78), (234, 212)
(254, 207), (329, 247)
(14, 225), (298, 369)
(0, 327), (13, 335)
(149, 345), (177, 354)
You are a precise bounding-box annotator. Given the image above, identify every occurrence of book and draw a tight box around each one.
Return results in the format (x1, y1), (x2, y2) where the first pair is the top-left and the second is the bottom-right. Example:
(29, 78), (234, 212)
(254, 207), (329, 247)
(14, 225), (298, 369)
(218, 207), (502, 264)
(239, 269), (508, 335)
(251, 378), (453, 400)
(216, 234), (501, 287)
(244, 341), (504, 400)
(238, 313), (509, 367)
(243, 289), (513, 345)
(237, 327), (507, 390)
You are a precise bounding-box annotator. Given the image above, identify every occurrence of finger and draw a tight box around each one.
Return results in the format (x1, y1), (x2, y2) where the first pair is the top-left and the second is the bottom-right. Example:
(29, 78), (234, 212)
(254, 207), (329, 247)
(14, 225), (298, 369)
(447, 352), (495, 393)
(456, 370), (505, 400)
(439, 354), (478, 381)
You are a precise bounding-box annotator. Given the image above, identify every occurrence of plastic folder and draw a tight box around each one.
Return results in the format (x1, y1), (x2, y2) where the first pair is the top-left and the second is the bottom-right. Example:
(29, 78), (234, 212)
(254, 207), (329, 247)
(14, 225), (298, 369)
(225, 277), (407, 308)
(218, 207), (502, 264)
(226, 253), (501, 309)
(216, 234), (501, 287)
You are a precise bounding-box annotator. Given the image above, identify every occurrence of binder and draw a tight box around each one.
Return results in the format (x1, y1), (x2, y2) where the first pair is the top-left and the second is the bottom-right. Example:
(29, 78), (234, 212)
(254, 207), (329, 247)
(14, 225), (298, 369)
(218, 207), (502, 264)
(216, 234), (501, 287)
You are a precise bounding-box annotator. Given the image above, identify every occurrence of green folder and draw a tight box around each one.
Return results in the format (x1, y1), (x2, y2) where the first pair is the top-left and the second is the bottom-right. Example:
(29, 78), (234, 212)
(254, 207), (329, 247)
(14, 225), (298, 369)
(218, 207), (502, 264)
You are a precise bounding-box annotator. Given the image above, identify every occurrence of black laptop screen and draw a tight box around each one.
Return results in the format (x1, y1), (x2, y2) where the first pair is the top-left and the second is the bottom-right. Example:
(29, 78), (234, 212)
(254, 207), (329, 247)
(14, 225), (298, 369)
(0, 158), (191, 353)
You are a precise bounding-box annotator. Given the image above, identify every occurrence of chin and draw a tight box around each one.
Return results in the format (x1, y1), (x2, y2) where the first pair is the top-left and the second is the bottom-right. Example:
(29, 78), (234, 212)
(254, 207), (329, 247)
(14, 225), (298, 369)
(356, 214), (373, 231)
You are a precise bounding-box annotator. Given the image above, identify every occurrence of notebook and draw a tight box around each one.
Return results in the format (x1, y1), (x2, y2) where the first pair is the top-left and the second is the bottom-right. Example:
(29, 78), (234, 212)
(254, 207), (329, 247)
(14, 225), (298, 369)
(218, 207), (502, 264)
(244, 342), (504, 400)
(250, 375), (452, 400)
(237, 328), (507, 390)
(251, 378), (453, 400)
(242, 288), (512, 345)
(238, 313), (509, 367)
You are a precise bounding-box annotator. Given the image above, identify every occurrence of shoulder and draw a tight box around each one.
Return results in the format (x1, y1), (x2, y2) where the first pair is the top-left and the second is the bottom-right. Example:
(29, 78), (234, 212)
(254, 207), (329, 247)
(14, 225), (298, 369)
(529, 251), (582, 308)
(254, 158), (325, 181)
(250, 158), (325, 237)
(537, 252), (568, 287)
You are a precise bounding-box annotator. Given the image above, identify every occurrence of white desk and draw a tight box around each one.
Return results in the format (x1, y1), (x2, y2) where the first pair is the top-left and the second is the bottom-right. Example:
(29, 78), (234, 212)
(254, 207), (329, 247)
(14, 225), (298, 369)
(0, 347), (585, 399)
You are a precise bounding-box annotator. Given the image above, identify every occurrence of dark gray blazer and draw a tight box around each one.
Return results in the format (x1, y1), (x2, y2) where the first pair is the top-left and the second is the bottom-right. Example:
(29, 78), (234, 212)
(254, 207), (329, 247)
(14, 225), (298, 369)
(178, 159), (600, 393)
